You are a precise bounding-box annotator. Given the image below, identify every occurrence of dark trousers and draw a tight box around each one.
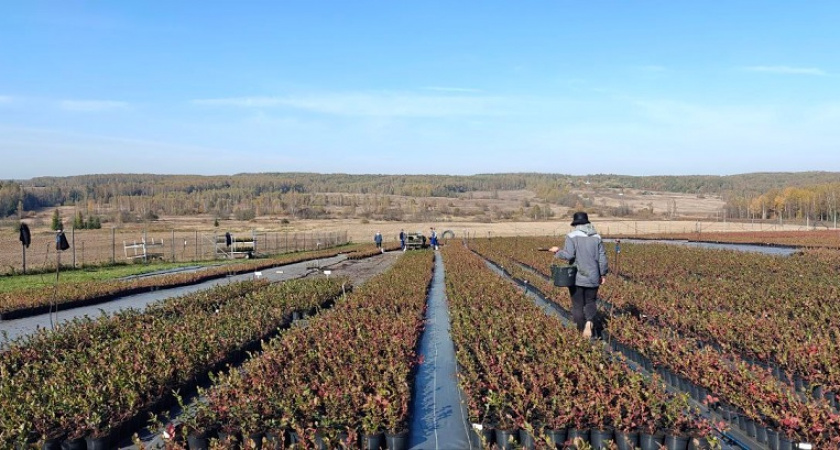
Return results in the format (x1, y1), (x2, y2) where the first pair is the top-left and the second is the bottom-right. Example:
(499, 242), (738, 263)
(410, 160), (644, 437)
(568, 285), (599, 332)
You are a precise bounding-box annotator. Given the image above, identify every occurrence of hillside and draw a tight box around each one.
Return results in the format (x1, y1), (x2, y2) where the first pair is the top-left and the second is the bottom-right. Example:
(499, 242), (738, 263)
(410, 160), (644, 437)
(1, 172), (837, 224)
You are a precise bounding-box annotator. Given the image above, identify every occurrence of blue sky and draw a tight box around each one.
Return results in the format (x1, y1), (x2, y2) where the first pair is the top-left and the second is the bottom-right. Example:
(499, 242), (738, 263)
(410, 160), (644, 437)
(1, 1), (838, 179)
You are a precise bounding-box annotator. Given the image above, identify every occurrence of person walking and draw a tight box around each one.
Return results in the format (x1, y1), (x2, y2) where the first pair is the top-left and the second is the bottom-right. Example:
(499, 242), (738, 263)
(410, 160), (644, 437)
(429, 227), (438, 250)
(549, 212), (608, 339)
(399, 229), (406, 251)
(374, 231), (383, 252)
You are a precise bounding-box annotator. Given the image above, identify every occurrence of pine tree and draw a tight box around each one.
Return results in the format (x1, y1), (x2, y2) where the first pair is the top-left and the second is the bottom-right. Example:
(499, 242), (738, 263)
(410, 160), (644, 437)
(86, 215), (101, 229)
(74, 211), (85, 229)
(51, 209), (62, 231)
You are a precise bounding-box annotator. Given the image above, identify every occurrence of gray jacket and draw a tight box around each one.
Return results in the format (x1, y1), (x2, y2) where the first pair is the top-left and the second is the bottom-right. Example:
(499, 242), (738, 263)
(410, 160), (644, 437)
(554, 224), (608, 287)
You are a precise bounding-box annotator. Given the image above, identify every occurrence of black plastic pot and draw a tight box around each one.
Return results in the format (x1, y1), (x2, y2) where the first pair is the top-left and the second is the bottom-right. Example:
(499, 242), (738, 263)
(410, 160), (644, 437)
(286, 430), (301, 446)
(590, 428), (614, 449)
(687, 436), (712, 450)
(41, 438), (62, 450)
(336, 432), (354, 449)
(494, 429), (518, 450)
(217, 430), (240, 446)
(86, 436), (111, 450)
(639, 432), (665, 450)
(755, 424), (768, 444)
(736, 414), (747, 430)
(471, 425), (493, 448)
(743, 417), (757, 438)
(664, 434), (690, 450)
(718, 404), (738, 422)
(793, 374), (805, 392)
(313, 433), (329, 450)
(696, 386), (709, 403)
(362, 432), (383, 450)
(826, 390), (838, 409)
(543, 428), (567, 448)
(264, 431), (283, 447)
(614, 430), (639, 450)
(385, 430), (409, 450)
(247, 431), (265, 449)
(566, 428), (590, 449)
(517, 429), (536, 450)
(778, 436), (794, 450)
(766, 429), (780, 450)
(811, 384), (824, 401)
(60, 438), (85, 450)
(187, 432), (211, 450)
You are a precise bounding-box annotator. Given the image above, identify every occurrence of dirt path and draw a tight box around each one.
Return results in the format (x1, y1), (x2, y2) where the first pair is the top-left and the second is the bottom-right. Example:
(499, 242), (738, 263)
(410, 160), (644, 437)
(324, 249), (404, 288)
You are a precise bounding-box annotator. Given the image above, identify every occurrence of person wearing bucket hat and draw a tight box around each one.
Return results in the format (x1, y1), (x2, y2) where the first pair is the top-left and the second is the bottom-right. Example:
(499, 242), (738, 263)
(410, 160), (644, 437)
(549, 211), (608, 338)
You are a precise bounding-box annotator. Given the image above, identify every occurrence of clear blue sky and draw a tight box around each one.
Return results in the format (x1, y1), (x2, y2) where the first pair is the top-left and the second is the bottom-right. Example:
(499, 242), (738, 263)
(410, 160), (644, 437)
(1, 1), (838, 179)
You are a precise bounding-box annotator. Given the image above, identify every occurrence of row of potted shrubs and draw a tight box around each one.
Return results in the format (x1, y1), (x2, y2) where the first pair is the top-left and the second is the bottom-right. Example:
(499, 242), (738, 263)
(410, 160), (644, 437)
(442, 244), (717, 450)
(0, 275), (347, 448)
(0, 243), (376, 318)
(171, 250), (435, 450)
(469, 236), (840, 448)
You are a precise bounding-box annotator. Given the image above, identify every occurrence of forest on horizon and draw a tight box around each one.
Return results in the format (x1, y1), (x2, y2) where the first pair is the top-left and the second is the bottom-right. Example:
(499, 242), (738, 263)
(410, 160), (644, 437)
(1, 171), (839, 225)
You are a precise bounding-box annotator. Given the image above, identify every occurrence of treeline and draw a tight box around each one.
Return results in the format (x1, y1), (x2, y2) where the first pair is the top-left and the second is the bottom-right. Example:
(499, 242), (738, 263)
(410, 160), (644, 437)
(584, 172), (840, 196)
(3, 172), (839, 221)
(5, 173), (570, 219)
(723, 182), (840, 222)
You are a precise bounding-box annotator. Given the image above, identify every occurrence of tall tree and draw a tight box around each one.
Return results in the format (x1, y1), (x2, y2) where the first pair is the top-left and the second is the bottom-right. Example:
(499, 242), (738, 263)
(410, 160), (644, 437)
(51, 209), (62, 231)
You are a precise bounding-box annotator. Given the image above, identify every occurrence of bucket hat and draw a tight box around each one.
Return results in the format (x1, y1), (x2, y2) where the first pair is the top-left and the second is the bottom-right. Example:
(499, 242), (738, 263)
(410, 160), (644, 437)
(570, 211), (590, 226)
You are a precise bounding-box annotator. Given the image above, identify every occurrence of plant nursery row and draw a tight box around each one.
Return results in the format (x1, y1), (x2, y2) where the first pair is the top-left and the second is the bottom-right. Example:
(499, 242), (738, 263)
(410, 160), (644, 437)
(0, 243), (380, 320)
(443, 244), (717, 450)
(176, 250), (434, 450)
(468, 236), (840, 448)
(0, 275), (348, 448)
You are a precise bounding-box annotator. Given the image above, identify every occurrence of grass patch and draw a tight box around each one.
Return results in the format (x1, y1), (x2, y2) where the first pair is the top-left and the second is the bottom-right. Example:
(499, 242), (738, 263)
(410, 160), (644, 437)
(0, 261), (224, 294)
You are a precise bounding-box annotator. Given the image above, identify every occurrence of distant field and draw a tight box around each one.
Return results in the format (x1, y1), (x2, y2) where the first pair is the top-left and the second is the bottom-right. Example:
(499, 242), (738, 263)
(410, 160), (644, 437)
(0, 214), (805, 275)
(0, 187), (808, 274)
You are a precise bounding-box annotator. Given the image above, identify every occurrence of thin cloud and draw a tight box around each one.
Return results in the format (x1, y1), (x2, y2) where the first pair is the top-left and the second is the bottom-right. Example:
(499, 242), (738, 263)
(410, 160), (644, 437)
(742, 66), (827, 76)
(59, 100), (130, 112)
(192, 92), (510, 117)
(0, 95), (12, 104)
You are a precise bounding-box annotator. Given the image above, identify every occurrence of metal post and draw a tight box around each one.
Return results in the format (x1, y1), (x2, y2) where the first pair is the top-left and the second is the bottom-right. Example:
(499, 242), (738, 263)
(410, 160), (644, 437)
(615, 239), (621, 276)
(195, 230), (199, 261)
(171, 230), (175, 262)
(111, 227), (116, 264)
(71, 227), (76, 268)
(22, 243), (26, 274)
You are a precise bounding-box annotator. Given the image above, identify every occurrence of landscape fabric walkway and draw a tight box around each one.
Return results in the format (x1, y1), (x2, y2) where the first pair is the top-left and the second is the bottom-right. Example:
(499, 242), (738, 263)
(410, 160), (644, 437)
(0, 255), (346, 346)
(409, 251), (473, 450)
